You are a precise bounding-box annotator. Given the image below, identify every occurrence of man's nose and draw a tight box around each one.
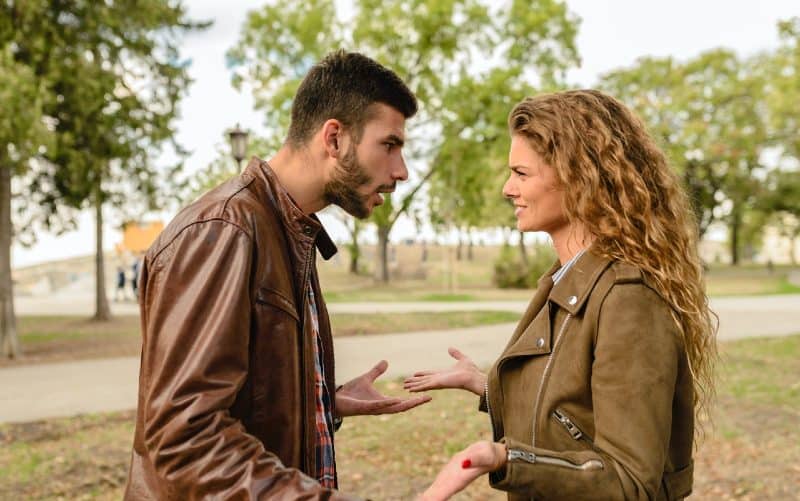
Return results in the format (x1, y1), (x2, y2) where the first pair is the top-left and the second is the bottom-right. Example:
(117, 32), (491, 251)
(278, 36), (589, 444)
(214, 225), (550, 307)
(394, 156), (409, 182)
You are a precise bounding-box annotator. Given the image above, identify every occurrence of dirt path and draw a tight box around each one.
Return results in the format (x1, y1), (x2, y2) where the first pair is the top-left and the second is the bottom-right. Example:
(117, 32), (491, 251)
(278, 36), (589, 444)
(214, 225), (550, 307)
(2, 295), (798, 423)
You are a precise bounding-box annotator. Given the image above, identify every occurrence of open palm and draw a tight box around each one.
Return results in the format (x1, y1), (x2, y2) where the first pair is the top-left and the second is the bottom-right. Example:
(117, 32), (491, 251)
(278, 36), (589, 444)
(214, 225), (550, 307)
(403, 347), (486, 396)
(336, 360), (431, 417)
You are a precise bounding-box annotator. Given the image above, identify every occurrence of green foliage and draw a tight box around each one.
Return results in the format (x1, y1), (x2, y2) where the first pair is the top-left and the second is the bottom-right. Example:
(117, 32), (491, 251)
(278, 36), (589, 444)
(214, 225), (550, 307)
(492, 241), (557, 289)
(0, 44), (51, 173)
(2, 1), (208, 234)
(227, 0), (581, 280)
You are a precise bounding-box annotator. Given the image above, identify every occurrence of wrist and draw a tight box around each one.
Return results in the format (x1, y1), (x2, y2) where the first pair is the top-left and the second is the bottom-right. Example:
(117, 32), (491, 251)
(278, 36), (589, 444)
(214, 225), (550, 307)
(466, 372), (487, 396)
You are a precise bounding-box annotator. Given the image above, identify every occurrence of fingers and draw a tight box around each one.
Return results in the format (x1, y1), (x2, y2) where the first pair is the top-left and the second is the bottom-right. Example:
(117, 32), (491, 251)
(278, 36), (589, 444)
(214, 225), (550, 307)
(411, 370), (438, 377)
(342, 395), (404, 415)
(403, 375), (443, 392)
(459, 441), (507, 471)
(366, 360), (389, 382)
(448, 347), (466, 361)
(377, 394), (432, 414)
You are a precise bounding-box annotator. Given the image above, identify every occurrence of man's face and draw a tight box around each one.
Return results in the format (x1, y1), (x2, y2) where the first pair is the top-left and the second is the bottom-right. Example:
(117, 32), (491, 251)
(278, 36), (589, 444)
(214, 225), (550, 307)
(323, 103), (409, 219)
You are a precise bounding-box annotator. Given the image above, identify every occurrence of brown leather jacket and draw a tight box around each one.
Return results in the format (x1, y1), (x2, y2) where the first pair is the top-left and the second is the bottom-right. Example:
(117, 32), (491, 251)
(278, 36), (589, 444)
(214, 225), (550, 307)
(124, 157), (356, 500)
(483, 250), (695, 500)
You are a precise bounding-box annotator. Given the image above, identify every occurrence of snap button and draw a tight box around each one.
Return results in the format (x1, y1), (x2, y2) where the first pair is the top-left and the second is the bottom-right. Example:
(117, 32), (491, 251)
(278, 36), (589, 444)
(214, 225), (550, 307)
(302, 226), (313, 236)
(536, 337), (545, 348)
(568, 295), (577, 305)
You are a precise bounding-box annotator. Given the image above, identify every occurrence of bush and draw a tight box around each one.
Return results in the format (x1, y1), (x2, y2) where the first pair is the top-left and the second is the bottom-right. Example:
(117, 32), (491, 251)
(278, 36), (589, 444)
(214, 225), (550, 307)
(492, 242), (557, 289)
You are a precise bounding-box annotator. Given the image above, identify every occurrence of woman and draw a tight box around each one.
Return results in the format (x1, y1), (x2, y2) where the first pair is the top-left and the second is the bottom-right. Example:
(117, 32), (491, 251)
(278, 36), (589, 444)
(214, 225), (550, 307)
(406, 90), (717, 500)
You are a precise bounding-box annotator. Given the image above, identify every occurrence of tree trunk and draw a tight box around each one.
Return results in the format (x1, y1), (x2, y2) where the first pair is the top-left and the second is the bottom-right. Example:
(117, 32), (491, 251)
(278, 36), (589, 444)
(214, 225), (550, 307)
(348, 220), (361, 275)
(0, 166), (20, 359)
(467, 228), (474, 261)
(517, 230), (529, 266)
(376, 224), (390, 283)
(456, 228), (463, 261)
(93, 184), (112, 321)
(729, 209), (741, 266)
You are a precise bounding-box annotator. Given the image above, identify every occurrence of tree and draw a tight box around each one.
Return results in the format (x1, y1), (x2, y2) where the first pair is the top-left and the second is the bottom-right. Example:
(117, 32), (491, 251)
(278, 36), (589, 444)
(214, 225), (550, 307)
(6, 1), (207, 321)
(766, 17), (800, 161)
(600, 49), (770, 264)
(0, 44), (52, 358)
(760, 169), (800, 264)
(228, 0), (580, 282)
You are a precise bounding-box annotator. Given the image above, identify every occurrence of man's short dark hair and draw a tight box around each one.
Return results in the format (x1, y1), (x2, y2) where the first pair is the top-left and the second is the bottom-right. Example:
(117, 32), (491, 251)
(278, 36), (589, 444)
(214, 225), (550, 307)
(287, 50), (418, 147)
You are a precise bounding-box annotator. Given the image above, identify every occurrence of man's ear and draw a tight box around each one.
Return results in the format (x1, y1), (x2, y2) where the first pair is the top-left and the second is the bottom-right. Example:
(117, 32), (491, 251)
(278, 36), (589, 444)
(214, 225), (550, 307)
(321, 119), (343, 159)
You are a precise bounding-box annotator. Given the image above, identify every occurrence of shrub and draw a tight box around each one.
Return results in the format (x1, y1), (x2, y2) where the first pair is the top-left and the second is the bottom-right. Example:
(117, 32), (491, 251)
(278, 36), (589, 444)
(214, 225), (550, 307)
(493, 242), (557, 289)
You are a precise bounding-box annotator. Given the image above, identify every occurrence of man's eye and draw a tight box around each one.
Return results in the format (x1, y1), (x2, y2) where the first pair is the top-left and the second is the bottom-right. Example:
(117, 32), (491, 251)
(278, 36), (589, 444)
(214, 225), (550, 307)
(385, 143), (394, 151)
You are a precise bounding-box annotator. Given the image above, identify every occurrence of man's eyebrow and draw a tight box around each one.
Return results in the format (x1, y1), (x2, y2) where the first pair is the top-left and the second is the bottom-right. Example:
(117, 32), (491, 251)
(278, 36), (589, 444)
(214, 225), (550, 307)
(385, 134), (405, 146)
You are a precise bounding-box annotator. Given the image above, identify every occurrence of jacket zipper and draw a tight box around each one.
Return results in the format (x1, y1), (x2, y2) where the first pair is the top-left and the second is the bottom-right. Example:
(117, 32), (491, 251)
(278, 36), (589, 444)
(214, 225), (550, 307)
(485, 380), (497, 440)
(299, 248), (315, 473)
(531, 313), (572, 447)
(552, 408), (593, 445)
(507, 449), (603, 471)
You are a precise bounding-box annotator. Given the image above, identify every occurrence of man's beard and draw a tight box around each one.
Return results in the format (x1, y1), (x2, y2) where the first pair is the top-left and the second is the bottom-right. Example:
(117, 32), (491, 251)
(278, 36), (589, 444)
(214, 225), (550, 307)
(323, 144), (374, 219)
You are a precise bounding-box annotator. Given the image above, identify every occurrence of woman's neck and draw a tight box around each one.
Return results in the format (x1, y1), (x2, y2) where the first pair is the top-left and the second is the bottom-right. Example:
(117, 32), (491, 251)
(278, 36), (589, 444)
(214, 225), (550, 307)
(550, 224), (594, 265)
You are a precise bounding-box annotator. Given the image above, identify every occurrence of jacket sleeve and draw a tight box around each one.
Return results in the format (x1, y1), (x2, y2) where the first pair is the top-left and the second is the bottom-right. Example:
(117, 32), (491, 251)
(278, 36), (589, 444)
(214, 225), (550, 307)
(491, 283), (682, 500)
(139, 220), (354, 500)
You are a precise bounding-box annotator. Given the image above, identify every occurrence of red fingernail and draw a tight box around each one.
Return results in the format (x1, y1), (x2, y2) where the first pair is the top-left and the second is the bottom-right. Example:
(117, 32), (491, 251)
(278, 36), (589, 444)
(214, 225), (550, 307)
(461, 459), (472, 469)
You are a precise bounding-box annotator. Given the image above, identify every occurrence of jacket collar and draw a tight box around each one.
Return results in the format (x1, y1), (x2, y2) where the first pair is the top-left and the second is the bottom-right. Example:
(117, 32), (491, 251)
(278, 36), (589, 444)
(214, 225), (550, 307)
(242, 156), (338, 260)
(549, 245), (612, 315)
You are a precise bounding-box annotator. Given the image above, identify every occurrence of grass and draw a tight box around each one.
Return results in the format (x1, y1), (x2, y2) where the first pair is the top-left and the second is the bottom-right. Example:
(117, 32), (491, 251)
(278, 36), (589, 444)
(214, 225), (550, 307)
(331, 311), (518, 336)
(2, 311), (519, 366)
(316, 245), (800, 302)
(1, 334), (798, 499)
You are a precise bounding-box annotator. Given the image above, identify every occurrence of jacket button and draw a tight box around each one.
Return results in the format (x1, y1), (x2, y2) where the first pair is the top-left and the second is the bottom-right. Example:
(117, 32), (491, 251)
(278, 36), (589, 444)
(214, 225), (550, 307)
(302, 226), (313, 236)
(536, 338), (545, 348)
(568, 295), (577, 305)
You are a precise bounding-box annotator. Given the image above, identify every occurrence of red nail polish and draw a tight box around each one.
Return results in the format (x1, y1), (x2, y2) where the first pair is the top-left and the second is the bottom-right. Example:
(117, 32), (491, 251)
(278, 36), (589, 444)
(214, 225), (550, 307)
(461, 459), (472, 469)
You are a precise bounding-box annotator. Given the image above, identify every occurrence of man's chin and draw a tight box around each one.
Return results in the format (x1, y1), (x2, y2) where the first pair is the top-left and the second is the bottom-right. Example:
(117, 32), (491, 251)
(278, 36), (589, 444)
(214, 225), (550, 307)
(341, 203), (371, 220)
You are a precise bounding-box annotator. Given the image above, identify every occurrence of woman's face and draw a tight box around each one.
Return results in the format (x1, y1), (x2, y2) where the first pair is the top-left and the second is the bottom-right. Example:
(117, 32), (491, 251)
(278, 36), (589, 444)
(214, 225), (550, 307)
(503, 135), (568, 236)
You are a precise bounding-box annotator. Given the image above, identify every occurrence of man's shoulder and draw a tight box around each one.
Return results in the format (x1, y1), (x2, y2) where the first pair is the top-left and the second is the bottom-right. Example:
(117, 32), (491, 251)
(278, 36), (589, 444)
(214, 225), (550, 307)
(147, 174), (277, 261)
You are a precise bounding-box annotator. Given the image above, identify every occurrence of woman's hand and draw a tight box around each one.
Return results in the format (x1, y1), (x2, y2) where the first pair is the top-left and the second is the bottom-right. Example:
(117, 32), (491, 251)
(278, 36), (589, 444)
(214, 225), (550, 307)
(403, 347), (486, 396)
(418, 440), (507, 501)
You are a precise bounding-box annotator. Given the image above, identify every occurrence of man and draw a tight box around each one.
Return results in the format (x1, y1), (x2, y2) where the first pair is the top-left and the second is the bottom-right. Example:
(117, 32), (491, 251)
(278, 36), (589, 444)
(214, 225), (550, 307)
(124, 51), (430, 499)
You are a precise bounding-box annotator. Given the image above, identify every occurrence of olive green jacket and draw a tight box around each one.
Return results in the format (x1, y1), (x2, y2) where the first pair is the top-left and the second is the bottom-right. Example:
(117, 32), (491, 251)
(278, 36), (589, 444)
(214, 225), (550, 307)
(483, 250), (694, 500)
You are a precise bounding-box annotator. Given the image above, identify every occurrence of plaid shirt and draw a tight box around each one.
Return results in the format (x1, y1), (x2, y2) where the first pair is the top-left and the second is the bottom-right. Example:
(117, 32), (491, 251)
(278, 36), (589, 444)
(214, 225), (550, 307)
(307, 287), (337, 488)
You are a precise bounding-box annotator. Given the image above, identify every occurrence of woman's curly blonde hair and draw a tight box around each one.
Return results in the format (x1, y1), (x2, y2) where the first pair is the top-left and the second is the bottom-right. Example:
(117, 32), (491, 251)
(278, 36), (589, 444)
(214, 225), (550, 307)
(509, 89), (718, 426)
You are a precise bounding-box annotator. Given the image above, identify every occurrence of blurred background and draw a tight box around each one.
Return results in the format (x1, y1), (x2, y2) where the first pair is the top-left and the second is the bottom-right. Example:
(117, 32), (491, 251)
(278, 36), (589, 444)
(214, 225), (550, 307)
(1, 1), (798, 499)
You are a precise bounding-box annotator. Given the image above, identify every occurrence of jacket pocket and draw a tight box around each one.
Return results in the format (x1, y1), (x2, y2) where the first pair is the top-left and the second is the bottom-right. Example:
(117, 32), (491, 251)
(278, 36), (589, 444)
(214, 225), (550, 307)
(507, 449), (604, 471)
(255, 287), (299, 322)
(552, 408), (594, 446)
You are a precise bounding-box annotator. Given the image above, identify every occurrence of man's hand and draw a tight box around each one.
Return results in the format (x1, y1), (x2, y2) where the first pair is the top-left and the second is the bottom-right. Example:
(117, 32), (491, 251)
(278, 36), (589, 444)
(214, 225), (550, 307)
(403, 347), (486, 396)
(336, 360), (431, 417)
(418, 440), (507, 501)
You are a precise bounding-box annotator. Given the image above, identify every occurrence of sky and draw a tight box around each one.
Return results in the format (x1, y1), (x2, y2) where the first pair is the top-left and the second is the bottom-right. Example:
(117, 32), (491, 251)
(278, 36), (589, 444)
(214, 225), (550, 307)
(13, 0), (799, 268)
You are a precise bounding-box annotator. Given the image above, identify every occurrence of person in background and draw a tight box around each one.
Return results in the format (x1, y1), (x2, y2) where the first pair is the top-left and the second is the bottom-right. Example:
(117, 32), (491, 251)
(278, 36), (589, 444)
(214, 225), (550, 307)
(408, 90), (718, 500)
(114, 265), (126, 302)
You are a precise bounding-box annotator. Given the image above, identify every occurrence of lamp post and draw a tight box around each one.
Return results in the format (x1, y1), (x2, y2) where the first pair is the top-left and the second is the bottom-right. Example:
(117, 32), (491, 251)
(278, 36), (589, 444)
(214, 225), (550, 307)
(228, 123), (249, 170)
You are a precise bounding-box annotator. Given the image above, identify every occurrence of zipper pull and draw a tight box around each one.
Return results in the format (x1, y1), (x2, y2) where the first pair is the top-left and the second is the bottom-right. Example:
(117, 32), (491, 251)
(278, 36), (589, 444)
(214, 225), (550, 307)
(553, 409), (583, 440)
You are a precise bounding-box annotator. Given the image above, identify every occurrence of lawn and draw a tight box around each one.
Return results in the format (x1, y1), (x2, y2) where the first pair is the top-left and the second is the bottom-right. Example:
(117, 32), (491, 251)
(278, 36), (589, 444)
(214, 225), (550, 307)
(1, 334), (798, 499)
(316, 244), (800, 302)
(1, 310), (520, 367)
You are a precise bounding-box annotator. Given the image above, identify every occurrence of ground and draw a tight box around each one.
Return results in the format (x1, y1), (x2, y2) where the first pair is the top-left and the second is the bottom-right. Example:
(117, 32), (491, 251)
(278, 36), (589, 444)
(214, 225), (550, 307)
(1, 334), (797, 500)
(1, 310), (519, 367)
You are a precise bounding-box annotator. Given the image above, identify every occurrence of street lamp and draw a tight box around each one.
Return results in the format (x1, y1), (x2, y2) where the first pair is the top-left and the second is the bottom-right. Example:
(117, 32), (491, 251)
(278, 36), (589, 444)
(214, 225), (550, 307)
(228, 123), (249, 170)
